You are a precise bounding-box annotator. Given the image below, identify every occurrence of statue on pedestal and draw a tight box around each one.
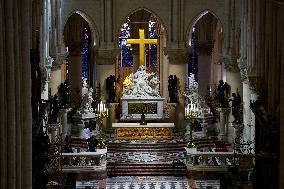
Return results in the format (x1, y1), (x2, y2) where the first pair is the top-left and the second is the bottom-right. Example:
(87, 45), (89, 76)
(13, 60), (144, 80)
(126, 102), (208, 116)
(217, 80), (230, 108)
(50, 95), (59, 123)
(230, 92), (242, 123)
(58, 80), (69, 108)
(78, 88), (94, 115)
(82, 78), (88, 97)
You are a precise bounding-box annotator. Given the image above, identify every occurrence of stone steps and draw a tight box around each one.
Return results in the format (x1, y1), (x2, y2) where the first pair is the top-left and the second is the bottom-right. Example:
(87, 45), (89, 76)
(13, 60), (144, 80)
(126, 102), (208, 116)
(106, 141), (187, 176)
(107, 163), (186, 176)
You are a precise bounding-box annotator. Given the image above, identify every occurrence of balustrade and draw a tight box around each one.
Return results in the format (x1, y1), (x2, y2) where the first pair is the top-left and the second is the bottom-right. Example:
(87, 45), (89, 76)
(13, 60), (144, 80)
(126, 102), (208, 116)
(185, 147), (234, 172)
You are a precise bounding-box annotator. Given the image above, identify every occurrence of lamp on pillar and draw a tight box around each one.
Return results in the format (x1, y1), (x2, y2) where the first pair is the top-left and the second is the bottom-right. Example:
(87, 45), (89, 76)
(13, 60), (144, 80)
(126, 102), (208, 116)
(185, 101), (199, 148)
(95, 100), (109, 148)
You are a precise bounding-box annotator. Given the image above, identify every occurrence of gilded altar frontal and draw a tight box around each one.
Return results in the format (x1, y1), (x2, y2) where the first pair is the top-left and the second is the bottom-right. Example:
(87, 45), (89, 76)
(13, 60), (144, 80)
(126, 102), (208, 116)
(128, 103), (157, 114)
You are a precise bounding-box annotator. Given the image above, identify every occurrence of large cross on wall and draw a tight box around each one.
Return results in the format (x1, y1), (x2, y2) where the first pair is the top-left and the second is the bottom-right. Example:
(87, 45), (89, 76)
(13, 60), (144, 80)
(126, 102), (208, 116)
(126, 29), (158, 66)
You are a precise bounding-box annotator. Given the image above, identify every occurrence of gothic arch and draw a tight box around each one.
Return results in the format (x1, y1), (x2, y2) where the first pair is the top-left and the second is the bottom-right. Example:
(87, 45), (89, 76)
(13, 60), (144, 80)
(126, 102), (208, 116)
(185, 9), (224, 47)
(115, 7), (168, 40)
(62, 10), (99, 47)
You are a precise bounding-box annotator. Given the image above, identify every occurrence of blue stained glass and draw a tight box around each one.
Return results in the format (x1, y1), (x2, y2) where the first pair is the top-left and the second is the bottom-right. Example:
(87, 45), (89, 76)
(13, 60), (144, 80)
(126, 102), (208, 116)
(146, 17), (158, 68)
(118, 17), (133, 68)
(188, 31), (198, 81)
(81, 28), (90, 80)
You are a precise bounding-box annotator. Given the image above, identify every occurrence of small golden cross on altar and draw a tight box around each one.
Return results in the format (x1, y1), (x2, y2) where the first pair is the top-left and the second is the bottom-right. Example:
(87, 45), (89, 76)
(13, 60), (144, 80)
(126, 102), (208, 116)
(126, 29), (158, 66)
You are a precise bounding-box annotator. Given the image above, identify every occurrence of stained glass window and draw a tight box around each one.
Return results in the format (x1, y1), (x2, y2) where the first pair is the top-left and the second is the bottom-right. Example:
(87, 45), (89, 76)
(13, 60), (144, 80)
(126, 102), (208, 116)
(81, 27), (90, 81)
(188, 29), (198, 82)
(146, 17), (158, 69)
(118, 17), (133, 69)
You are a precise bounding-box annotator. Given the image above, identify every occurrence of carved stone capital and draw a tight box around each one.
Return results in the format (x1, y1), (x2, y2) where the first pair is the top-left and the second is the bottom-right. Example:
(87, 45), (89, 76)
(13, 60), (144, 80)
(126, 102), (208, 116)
(164, 47), (189, 64)
(220, 54), (239, 72)
(95, 47), (121, 65)
(51, 52), (68, 71)
(238, 57), (249, 84)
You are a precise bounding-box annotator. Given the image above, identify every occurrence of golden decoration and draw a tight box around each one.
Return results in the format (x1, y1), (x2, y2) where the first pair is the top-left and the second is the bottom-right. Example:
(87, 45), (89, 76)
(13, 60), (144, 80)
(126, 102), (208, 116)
(128, 103), (157, 114)
(126, 29), (158, 66)
(115, 127), (172, 140)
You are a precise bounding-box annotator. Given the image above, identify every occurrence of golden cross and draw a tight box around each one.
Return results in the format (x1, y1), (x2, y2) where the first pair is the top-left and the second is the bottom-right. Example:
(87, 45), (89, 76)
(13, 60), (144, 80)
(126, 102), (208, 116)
(126, 29), (158, 66)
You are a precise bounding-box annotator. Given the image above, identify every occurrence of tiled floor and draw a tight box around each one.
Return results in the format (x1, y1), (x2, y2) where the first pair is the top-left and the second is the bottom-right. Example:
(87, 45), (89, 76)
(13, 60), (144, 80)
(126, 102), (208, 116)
(76, 176), (220, 189)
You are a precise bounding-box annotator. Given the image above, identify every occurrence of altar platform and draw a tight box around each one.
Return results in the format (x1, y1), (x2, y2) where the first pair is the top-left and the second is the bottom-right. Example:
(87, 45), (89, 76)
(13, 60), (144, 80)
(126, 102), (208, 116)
(112, 123), (174, 140)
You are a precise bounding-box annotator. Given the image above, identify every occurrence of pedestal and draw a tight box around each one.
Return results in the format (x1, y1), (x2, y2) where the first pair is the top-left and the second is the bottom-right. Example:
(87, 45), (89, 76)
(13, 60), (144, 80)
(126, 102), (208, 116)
(48, 123), (61, 142)
(72, 113), (96, 138)
(60, 109), (69, 137)
(231, 123), (244, 143)
(217, 108), (231, 141)
(166, 103), (177, 123)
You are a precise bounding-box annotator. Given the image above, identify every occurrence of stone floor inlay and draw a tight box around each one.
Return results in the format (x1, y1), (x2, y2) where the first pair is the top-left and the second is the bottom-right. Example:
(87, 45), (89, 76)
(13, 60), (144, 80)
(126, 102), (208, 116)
(76, 176), (220, 189)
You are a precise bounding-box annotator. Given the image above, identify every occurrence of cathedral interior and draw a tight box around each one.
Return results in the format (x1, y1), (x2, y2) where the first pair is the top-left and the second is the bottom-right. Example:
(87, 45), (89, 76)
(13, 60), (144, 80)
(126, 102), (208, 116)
(0, 0), (283, 188)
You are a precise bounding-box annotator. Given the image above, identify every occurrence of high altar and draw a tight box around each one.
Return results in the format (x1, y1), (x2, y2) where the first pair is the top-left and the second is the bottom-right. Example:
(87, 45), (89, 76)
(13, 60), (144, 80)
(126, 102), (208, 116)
(113, 29), (173, 140)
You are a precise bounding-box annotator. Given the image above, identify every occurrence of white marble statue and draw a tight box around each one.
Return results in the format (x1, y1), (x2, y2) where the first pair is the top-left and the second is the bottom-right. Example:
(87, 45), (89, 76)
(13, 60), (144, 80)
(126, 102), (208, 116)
(122, 65), (161, 98)
(78, 88), (94, 115)
(82, 78), (88, 96)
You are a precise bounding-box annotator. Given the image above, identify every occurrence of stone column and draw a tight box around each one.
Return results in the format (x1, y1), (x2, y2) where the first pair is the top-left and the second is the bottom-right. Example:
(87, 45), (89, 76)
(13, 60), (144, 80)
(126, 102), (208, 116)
(164, 45), (188, 131)
(96, 46), (120, 100)
(198, 43), (213, 97)
(242, 82), (252, 141)
(0, 0), (32, 187)
(231, 123), (244, 143)
(107, 103), (119, 125)
(68, 44), (83, 105)
(49, 124), (61, 143)
(50, 53), (67, 95)
(60, 109), (69, 137)
(217, 108), (231, 141)
(221, 55), (242, 142)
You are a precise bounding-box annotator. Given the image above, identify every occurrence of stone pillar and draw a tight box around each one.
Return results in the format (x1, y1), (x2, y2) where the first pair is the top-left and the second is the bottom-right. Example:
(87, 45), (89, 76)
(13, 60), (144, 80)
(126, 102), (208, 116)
(68, 44), (83, 105)
(71, 118), (86, 139)
(0, 0), (32, 188)
(49, 124), (61, 143)
(160, 33), (169, 99)
(164, 45), (188, 131)
(60, 109), (69, 137)
(107, 103), (119, 126)
(198, 43), (213, 97)
(232, 123), (244, 141)
(50, 53), (67, 95)
(242, 82), (252, 141)
(96, 46), (120, 100)
(217, 108), (230, 141)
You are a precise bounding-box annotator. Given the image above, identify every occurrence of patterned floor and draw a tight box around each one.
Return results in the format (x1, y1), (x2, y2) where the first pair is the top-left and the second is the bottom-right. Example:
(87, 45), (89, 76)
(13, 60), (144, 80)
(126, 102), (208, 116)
(76, 176), (220, 189)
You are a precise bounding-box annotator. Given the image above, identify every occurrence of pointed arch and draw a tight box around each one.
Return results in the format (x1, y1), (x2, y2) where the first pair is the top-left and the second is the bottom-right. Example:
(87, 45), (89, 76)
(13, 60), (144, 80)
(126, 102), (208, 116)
(115, 7), (167, 40)
(185, 9), (224, 47)
(62, 10), (99, 47)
